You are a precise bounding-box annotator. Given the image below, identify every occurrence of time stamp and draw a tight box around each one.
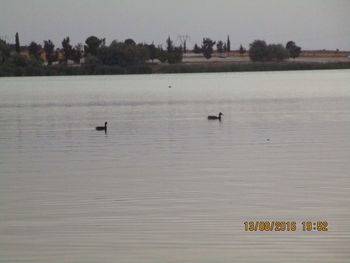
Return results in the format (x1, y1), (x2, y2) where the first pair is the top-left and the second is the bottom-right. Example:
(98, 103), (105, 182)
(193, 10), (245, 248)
(244, 221), (328, 232)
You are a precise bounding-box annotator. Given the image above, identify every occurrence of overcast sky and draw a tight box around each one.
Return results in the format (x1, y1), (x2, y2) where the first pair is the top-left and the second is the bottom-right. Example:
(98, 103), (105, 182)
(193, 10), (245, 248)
(1, 0), (349, 50)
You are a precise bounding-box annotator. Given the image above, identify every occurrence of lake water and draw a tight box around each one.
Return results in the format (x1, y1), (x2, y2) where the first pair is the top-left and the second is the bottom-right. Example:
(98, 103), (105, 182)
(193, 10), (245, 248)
(0, 70), (349, 262)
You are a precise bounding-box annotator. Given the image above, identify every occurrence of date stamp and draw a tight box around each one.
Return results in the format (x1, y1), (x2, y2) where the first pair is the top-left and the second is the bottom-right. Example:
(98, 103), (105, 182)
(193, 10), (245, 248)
(244, 221), (328, 232)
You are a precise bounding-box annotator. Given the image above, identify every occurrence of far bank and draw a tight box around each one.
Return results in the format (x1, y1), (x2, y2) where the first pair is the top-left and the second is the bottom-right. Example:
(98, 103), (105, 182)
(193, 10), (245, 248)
(1, 60), (350, 77)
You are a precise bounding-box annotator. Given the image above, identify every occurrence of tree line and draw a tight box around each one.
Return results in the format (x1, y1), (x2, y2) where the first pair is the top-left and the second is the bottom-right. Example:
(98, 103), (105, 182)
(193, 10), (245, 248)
(0, 32), (303, 76)
(249, 40), (301, 62)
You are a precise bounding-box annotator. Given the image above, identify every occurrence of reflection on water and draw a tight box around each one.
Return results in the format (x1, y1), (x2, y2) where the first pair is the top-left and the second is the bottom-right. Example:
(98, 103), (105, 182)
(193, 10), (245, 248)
(0, 70), (350, 262)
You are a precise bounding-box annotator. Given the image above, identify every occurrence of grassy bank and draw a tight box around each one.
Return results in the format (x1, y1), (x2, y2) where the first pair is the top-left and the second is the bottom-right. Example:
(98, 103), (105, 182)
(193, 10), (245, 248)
(156, 61), (350, 74)
(0, 64), (152, 77)
(1, 61), (350, 77)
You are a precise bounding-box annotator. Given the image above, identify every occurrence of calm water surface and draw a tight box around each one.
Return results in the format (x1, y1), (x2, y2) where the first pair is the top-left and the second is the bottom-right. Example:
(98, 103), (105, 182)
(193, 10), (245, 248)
(0, 70), (350, 262)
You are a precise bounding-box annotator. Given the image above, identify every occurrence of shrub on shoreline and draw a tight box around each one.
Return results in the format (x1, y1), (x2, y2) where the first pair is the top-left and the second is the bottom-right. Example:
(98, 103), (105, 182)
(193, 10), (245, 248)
(1, 62), (350, 77)
(156, 62), (350, 74)
(0, 64), (154, 77)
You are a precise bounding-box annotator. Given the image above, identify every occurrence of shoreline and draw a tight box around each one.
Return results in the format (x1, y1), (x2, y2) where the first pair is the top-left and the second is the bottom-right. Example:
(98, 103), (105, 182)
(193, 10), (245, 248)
(154, 61), (350, 74)
(1, 60), (350, 77)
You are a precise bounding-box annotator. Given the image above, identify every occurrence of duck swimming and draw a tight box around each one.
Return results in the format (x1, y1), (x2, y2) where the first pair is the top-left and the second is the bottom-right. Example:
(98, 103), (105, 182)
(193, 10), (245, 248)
(208, 112), (223, 120)
(96, 122), (107, 131)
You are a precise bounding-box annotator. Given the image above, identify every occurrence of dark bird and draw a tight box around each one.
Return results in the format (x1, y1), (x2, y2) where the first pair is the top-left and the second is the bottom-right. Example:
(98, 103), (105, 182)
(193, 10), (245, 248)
(96, 122), (107, 131)
(208, 112), (224, 120)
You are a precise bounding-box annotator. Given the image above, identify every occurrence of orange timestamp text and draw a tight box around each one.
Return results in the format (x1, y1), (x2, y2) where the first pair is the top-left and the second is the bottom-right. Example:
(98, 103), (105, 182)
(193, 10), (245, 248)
(244, 221), (328, 232)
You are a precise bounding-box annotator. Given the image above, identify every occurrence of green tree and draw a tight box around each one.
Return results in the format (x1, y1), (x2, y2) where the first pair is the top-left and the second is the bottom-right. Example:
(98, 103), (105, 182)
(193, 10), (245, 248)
(267, 44), (289, 61)
(249, 40), (289, 62)
(239, 44), (246, 56)
(286, 41), (301, 59)
(157, 49), (168, 63)
(84, 36), (105, 56)
(227, 35), (231, 52)
(155, 44), (182, 64)
(124, 38), (136, 46)
(148, 43), (157, 62)
(28, 41), (42, 60)
(223, 43), (227, 52)
(135, 43), (150, 63)
(166, 36), (174, 52)
(201, 38), (216, 59)
(85, 54), (99, 65)
(193, 44), (201, 54)
(167, 47), (182, 64)
(43, 40), (55, 65)
(96, 41), (149, 67)
(9, 53), (32, 67)
(83, 54), (99, 71)
(15, 32), (20, 53)
(217, 41), (224, 54)
(9, 52), (42, 68)
(249, 40), (269, 62)
(162, 36), (182, 63)
(0, 38), (10, 64)
(62, 37), (73, 62)
(71, 43), (83, 63)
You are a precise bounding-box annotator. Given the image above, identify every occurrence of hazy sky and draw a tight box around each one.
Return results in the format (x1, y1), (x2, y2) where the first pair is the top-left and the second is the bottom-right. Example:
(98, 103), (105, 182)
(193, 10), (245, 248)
(1, 0), (349, 50)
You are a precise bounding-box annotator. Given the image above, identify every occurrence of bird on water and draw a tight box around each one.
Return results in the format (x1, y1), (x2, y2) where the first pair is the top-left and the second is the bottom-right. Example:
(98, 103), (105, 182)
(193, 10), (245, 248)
(208, 112), (224, 120)
(96, 122), (107, 131)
